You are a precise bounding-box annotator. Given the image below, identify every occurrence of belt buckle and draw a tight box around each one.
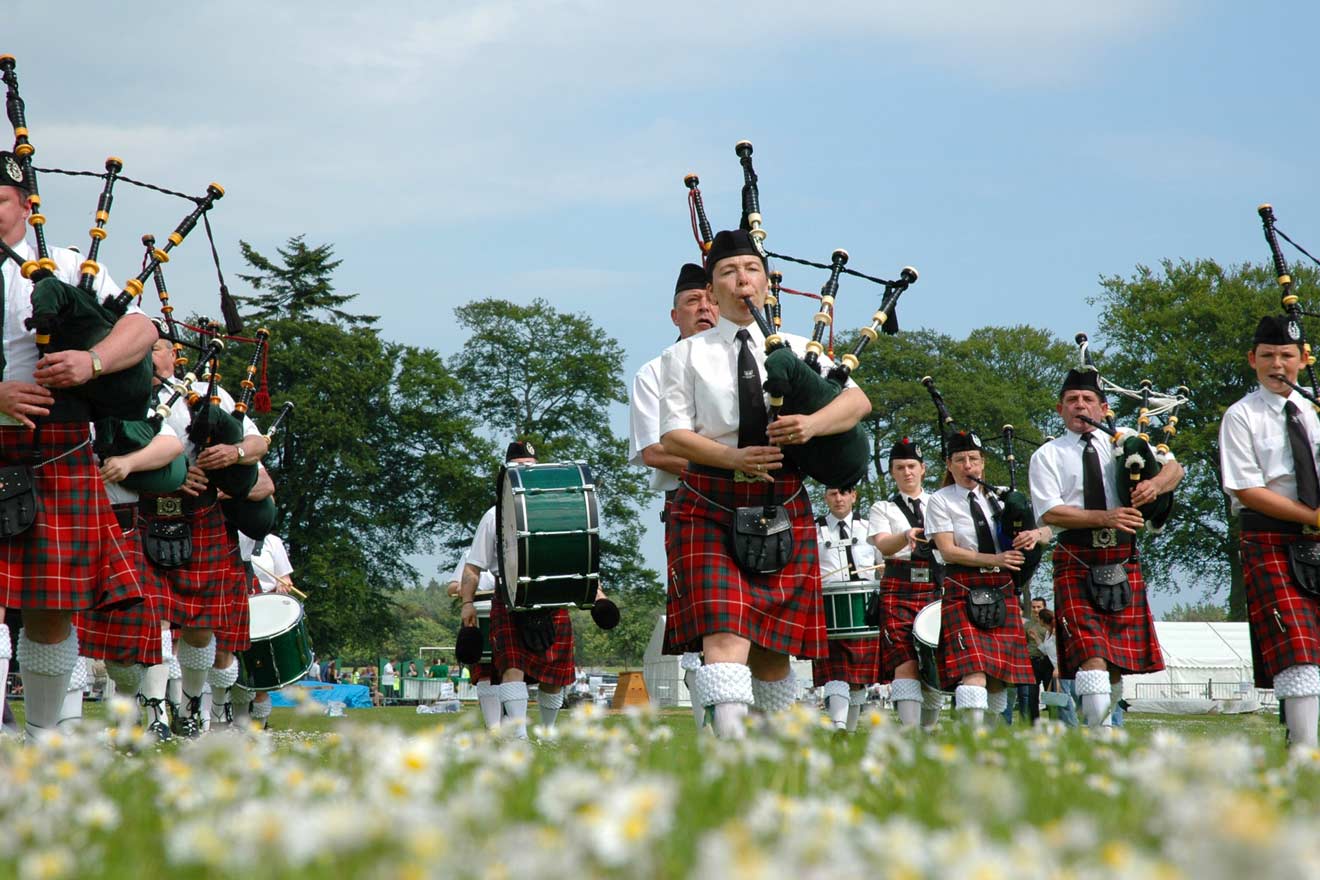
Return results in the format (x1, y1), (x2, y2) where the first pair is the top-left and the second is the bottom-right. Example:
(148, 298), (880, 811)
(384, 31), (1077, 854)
(733, 470), (757, 483)
(1305, 525), (1320, 537)
(155, 497), (183, 517)
(1092, 528), (1118, 549)
(910, 567), (931, 584)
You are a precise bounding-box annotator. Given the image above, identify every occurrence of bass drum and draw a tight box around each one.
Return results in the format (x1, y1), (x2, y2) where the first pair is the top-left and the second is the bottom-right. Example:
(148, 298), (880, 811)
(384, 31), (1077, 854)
(822, 579), (881, 639)
(496, 461), (600, 611)
(912, 600), (947, 693)
(238, 593), (314, 691)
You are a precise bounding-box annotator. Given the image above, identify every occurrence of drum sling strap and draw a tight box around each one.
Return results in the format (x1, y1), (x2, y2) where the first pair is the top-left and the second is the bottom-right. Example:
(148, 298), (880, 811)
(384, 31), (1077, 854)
(0, 265), (36, 539)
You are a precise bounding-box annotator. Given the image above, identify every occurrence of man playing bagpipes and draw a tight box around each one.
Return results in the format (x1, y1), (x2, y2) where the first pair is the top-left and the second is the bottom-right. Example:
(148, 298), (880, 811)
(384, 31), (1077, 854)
(142, 329), (269, 736)
(460, 441), (619, 739)
(0, 152), (157, 739)
(657, 229), (872, 739)
(867, 437), (946, 730)
(1220, 315), (1320, 749)
(926, 431), (1049, 727)
(812, 483), (880, 732)
(1029, 368), (1180, 728)
(628, 262), (719, 732)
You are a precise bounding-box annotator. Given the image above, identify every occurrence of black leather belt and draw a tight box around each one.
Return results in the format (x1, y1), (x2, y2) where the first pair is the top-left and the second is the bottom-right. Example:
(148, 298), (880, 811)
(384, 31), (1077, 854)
(884, 559), (937, 584)
(1240, 511), (1320, 536)
(1058, 528), (1133, 549)
(688, 463), (734, 478)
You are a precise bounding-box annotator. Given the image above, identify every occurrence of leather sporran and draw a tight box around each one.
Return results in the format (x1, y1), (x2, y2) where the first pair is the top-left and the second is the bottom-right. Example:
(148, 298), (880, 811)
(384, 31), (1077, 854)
(143, 519), (192, 568)
(966, 587), (1006, 630)
(1288, 542), (1320, 598)
(1085, 563), (1132, 613)
(517, 609), (557, 654)
(730, 505), (795, 575)
(0, 465), (36, 538)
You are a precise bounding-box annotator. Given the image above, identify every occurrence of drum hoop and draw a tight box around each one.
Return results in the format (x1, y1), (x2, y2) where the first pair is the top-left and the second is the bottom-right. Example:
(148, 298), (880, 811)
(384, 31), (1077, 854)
(248, 595), (305, 641)
(821, 580), (881, 595)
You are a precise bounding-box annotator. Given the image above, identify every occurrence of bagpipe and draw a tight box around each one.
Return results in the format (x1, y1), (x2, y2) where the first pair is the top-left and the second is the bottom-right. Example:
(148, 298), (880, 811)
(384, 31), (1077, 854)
(684, 141), (919, 487)
(1258, 204), (1320, 405)
(920, 376), (1043, 589)
(1072, 333), (1187, 532)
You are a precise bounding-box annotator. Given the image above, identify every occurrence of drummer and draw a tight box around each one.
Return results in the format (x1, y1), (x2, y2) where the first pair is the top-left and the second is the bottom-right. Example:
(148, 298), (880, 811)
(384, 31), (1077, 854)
(923, 430), (1046, 727)
(867, 437), (946, 730)
(233, 527), (293, 729)
(813, 483), (880, 732)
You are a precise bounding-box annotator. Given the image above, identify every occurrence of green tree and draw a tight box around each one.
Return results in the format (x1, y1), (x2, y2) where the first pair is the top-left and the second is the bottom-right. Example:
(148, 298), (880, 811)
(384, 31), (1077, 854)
(1162, 600), (1229, 622)
(237, 236), (378, 327)
(239, 240), (493, 656)
(1092, 259), (1320, 618)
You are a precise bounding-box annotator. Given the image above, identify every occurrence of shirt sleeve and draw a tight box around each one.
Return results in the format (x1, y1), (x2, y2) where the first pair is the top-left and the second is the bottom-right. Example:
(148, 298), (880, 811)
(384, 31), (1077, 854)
(268, 535), (294, 578)
(658, 343), (696, 437)
(628, 363), (661, 466)
(1219, 404), (1265, 493)
(1028, 446), (1065, 518)
(466, 509), (499, 572)
(924, 492), (954, 536)
(866, 500), (900, 537)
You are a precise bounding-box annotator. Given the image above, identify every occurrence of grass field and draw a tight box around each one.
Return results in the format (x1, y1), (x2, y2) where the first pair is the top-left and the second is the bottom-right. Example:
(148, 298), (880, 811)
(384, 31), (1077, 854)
(2, 699), (1318, 879)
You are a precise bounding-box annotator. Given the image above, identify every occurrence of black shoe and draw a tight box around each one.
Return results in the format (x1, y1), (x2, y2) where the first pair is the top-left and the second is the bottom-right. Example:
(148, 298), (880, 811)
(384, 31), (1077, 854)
(147, 720), (173, 743)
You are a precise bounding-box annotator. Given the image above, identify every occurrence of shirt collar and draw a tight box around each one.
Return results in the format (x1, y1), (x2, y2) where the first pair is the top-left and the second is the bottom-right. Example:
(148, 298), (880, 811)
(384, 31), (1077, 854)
(715, 315), (760, 345)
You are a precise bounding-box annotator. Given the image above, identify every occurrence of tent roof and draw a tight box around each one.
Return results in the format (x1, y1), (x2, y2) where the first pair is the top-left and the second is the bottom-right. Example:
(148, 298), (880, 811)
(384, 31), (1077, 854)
(1151, 621), (1252, 669)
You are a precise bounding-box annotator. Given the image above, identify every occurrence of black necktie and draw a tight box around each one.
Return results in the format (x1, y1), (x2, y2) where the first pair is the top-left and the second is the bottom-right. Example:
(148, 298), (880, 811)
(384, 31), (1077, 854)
(735, 328), (768, 447)
(839, 520), (861, 580)
(969, 491), (997, 553)
(1286, 400), (1320, 508)
(1082, 433), (1106, 510)
(910, 497), (923, 525)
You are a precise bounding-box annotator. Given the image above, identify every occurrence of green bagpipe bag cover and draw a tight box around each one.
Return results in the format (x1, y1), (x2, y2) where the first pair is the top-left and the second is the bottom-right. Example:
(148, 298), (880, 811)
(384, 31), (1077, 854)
(221, 496), (277, 541)
(188, 403), (259, 499)
(29, 276), (152, 420)
(1115, 434), (1173, 529)
(763, 347), (869, 488)
(92, 417), (188, 494)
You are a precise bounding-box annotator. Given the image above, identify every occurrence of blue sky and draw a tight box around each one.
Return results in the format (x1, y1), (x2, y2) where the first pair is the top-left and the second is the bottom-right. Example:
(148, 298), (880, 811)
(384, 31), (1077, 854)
(13, 2), (1320, 613)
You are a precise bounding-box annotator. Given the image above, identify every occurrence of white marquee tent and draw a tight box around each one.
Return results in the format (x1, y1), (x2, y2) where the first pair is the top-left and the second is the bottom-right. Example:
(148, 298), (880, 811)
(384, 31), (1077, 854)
(1122, 621), (1263, 711)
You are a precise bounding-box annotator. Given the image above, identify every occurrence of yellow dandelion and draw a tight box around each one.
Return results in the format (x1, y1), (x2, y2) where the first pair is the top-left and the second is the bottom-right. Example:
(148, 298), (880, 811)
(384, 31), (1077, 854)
(1101, 841), (1131, 868)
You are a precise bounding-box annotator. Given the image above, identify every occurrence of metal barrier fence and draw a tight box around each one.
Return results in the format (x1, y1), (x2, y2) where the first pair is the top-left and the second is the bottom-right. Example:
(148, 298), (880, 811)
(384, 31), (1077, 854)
(1129, 681), (1276, 706)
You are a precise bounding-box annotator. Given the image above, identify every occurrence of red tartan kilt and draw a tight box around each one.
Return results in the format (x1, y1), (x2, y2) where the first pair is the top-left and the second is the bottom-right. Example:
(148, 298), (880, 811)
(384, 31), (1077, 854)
(76, 522), (166, 666)
(488, 591), (575, 687)
(879, 565), (941, 680)
(0, 424), (141, 612)
(469, 663), (500, 684)
(143, 501), (235, 632)
(1052, 542), (1164, 678)
(937, 569), (1034, 686)
(812, 636), (881, 688)
(663, 468), (826, 659)
(215, 556), (254, 653)
(1241, 531), (1320, 688)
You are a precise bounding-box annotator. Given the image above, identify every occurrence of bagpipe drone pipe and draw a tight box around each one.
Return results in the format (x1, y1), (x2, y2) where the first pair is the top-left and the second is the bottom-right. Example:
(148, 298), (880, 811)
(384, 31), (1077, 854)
(1258, 203), (1320, 404)
(684, 141), (919, 487)
(920, 376), (1043, 590)
(1072, 333), (1187, 533)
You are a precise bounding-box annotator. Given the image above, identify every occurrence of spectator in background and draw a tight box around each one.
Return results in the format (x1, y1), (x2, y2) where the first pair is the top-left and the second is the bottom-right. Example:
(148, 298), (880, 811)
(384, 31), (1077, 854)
(308, 657), (321, 683)
(1021, 599), (1050, 723)
(429, 657), (449, 680)
(381, 659), (396, 698)
(1039, 609), (1077, 727)
(324, 660), (338, 686)
(407, 660), (419, 678)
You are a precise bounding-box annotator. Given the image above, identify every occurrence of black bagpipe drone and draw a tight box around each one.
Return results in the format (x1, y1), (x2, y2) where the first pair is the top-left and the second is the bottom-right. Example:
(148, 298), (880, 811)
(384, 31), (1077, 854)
(919, 375), (1044, 590)
(1071, 333), (1187, 533)
(1257, 204), (1320, 408)
(684, 141), (919, 488)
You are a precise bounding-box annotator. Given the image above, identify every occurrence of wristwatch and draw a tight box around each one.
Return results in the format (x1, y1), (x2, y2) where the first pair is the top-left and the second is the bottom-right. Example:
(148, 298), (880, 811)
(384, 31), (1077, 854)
(88, 349), (103, 379)
(235, 445), (246, 463)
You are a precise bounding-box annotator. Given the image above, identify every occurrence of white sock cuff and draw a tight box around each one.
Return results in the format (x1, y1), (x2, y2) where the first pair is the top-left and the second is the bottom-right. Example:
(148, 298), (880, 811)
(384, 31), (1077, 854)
(0, 623), (10, 660)
(987, 689), (1008, 714)
(1274, 664), (1320, 699)
(751, 672), (797, 714)
(922, 686), (946, 711)
(475, 680), (497, 698)
(821, 680), (850, 701)
(1074, 669), (1111, 697)
(68, 656), (92, 691)
(954, 684), (988, 711)
(17, 630), (79, 676)
(695, 662), (753, 707)
(848, 688), (868, 706)
(207, 658), (240, 690)
(177, 638), (216, 672)
(106, 663), (145, 694)
(498, 681), (529, 703)
(537, 689), (564, 710)
(890, 678), (923, 703)
(251, 700), (272, 720)
(680, 652), (703, 671)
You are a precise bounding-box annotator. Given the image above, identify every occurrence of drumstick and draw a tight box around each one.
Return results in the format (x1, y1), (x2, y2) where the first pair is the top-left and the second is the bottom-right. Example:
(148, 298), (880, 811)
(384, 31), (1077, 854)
(821, 561), (887, 581)
(249, 558), (306, 600)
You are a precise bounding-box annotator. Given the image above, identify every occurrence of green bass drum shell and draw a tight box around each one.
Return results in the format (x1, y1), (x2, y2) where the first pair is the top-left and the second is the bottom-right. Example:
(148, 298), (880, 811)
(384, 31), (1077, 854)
(496, 461), (601, 611)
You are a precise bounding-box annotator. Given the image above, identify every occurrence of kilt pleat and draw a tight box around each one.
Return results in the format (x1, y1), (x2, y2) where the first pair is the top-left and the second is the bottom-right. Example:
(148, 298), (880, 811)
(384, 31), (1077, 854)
(1052, 542), (1164, 678)
(879, 564), (941, 681)
(0, 424), (141, 612)
(215, 554), (255, 653)
(937, 569), (1033, 686)
(76, 520), (166, 666)
(663, 468), (826, 659)
(812, 635), (881, 688)
(1241, 530), (1320, 688)
(488, 590), (575, 687)
(141, 500), (235, 632)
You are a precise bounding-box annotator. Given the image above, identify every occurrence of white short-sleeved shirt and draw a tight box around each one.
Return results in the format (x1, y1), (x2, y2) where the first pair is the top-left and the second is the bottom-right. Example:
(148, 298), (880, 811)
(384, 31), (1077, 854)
(866, 491), (934, 561)
(816, 511), (878, 583)
(629, 353), (679, 492)
(466, 507), (499, 574)
(450, 553), (496, 593)
(1029, 427), (1145, 517)
(924, 482), (1003, 553)
(658, 316), (853, 448)
(155, 381), (261, 462)
(239, 533), (294, 592)
(1220, 387), (1320, 514)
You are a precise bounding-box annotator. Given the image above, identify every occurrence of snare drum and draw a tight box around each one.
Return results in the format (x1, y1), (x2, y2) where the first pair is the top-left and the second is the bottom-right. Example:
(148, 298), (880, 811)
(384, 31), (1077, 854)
(238, 593), (314, 691)
(912, 600), (945, 692)
(822, 579), (881, 640)
(497, 462), (600, 610)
